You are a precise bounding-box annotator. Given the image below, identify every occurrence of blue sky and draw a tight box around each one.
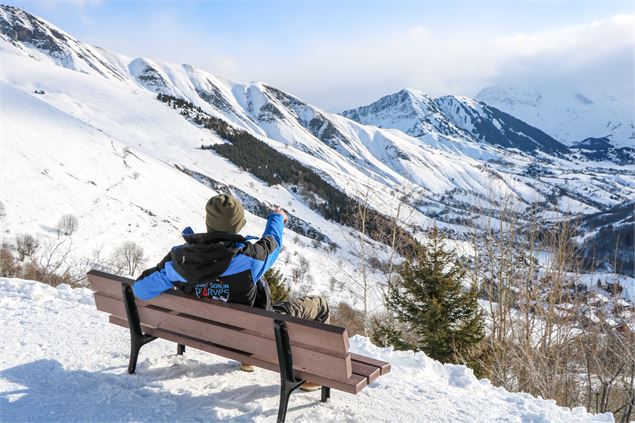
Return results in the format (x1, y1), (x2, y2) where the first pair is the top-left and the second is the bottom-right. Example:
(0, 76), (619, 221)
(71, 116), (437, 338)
(7, 0), (635, 110)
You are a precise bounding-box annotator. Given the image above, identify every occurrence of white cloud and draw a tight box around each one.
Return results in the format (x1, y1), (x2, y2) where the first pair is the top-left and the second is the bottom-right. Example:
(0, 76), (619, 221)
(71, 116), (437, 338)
(208, 14), (629, 111)
(80, 10), (239, 77)
(83, 12), (635, 111)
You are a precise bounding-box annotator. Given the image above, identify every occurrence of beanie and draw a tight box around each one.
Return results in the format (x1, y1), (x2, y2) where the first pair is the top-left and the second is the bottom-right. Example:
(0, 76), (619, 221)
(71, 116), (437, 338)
(205, 194), (246, 234)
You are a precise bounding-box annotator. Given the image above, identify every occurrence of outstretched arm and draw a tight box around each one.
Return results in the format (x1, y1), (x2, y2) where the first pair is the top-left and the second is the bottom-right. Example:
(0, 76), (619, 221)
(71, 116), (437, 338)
(241, 209), (287, 282)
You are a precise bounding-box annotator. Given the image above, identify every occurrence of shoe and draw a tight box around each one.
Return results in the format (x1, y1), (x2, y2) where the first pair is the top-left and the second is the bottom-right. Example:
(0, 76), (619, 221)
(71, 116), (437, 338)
(239, 362), (255, 372)
(300, 381), (321, 392)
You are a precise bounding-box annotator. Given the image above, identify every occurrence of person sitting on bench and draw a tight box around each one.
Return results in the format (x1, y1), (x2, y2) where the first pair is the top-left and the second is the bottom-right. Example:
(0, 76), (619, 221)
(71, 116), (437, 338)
(132, 194), (329, 390)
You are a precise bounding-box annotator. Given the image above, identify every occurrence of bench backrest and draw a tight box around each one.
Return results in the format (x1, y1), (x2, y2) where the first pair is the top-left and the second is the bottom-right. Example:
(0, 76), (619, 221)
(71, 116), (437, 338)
(88, 270), (387, 393)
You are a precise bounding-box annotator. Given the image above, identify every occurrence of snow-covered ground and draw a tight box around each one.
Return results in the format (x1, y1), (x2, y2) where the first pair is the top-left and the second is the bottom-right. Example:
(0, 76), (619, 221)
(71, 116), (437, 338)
(0, 278), (616, 422)
(578, 272), (635, 303)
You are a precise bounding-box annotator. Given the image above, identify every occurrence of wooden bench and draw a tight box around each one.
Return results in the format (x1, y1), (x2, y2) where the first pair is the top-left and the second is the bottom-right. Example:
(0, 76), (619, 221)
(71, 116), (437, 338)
(88, 270), (390, 422)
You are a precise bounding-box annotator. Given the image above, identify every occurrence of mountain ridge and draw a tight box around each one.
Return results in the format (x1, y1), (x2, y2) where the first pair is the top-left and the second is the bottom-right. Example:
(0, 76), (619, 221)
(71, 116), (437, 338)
(342, 87), (569, 155)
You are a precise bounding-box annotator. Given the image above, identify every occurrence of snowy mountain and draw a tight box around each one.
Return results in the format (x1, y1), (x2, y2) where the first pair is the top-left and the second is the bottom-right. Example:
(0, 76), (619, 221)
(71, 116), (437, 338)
(342, 88), (569, 155)
(1, 6), (633, 421)
(476, 84), (635, 149)
(338, 85), (633, 214)
(1, 2), (634, 297)
(0, 277), (616, 422)
(0, 5), (127, 80)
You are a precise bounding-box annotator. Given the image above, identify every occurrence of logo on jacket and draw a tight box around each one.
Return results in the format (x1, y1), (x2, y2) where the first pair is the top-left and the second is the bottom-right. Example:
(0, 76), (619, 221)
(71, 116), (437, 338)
(194, 282), (230, 302)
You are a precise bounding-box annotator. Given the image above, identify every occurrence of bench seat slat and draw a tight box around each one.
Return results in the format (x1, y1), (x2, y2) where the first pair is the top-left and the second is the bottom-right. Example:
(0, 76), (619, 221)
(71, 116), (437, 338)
(349, 352), (391, 375)
(109, 316), (368, 394)
(95, 293), (353, 383)
(89, 271), (349, 354)
(351, 361), (381, 383)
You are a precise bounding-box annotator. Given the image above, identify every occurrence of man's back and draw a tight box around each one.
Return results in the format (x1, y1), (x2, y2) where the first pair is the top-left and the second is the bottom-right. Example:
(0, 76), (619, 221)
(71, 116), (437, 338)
(132, 206), (284, 308)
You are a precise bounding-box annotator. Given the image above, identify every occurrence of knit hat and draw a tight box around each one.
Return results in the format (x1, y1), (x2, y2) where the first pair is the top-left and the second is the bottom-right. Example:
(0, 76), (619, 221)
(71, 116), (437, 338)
(205, 194), (246, 234)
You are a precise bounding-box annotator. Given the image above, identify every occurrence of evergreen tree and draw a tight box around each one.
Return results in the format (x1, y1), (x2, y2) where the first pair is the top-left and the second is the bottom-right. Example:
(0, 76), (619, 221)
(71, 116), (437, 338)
(373, 227), (484, 367)
(265, 267), (289, 302)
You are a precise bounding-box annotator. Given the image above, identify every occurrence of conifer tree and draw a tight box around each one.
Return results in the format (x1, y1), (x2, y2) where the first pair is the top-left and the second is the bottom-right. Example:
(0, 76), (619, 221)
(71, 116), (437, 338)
(265, 267), (290, 302)
(373, 227), (484, 366)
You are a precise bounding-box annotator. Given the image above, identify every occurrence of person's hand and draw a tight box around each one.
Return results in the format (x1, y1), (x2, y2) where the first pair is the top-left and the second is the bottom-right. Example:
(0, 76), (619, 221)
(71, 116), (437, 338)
(273, 207), (288, 225)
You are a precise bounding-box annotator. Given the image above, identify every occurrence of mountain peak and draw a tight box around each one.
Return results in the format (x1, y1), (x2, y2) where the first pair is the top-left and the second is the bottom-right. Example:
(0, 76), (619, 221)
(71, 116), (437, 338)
(398, 87), (426, 99)
(0, 4), (72, 51)
(344, 89), (568, 154)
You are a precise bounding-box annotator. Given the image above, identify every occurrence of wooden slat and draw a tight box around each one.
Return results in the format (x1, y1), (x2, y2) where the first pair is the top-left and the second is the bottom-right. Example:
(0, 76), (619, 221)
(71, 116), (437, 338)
(89, 273), (126, 298)
(95, 293), (352, 383)
(109, 316), (368, 394)
(351, 360), (381, 383)
(94, 293), (127, 317)
(88, 270), (349, 354)
(350, 352), (391, 375)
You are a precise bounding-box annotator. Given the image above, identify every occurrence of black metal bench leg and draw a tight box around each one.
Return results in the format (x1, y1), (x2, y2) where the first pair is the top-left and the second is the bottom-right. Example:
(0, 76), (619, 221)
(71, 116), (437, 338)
(278, 379), (304, 423)
(177, 344), (186, 355)
(274, 320), (304, 423)
(128, 333), (155, 374)
(122, 284), (156, 374)
(321, 386), (330, 403)
(128, 337), (141, 374)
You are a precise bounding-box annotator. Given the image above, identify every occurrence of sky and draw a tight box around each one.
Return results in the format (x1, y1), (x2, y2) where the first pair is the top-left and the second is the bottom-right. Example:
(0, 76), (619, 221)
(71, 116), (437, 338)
(6, 0), (635, 111)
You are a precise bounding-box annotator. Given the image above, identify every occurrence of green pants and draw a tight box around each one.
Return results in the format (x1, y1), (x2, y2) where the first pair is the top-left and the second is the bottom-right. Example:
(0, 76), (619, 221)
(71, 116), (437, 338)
(273, 296), (330, 324)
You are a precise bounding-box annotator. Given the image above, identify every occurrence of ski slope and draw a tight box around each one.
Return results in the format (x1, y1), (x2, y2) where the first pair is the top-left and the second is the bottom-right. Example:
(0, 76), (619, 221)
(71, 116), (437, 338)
(0, 277), (615, 422)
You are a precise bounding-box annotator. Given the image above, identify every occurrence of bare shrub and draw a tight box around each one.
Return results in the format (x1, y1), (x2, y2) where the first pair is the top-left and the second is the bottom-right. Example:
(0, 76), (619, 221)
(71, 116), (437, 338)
(0, 243), (19, 277)
(0, 237), (90, 287)
(579, 322), (635, 418)
(35, 237), (89, 287)
(337, 187), (378, 333)
(330, 302), (366, 336)
(88, 245), (120, 274)
(57, 214), (78, 236)
(290, 255), (310, 287)
(16, 234), (39, 261)
(111, 241), (145, 276)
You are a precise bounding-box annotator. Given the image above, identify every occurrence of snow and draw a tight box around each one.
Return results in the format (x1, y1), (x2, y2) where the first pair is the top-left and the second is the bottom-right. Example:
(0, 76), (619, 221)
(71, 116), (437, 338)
(0, 277), (616, 422)
(577, 272), (635, 303)
(476, 84), (635, 148)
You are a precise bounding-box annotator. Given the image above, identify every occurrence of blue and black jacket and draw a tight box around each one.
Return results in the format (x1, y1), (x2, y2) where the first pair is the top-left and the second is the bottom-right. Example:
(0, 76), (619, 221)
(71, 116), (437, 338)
(132, 213), (284, 310)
